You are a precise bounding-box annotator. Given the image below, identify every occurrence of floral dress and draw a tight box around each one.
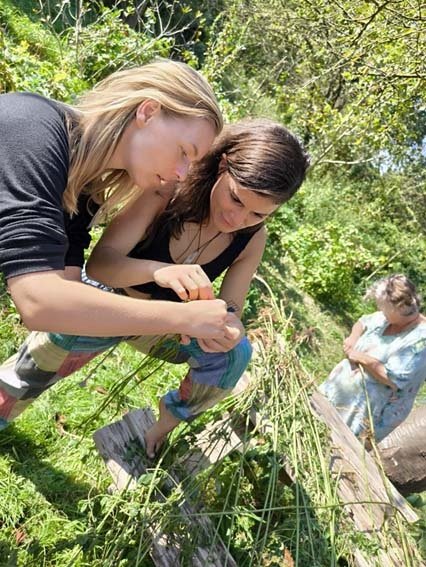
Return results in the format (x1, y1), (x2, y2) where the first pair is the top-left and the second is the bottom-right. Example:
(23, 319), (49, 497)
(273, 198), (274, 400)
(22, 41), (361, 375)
(319, 312), (426, 442)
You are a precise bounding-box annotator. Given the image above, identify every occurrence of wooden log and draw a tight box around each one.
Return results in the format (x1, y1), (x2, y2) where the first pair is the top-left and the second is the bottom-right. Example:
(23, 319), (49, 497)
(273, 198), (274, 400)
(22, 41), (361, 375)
(310, 391), (422, 567)
(378, 406), (426, 495)
(178, 414), (244, 476)
(310, 390), (418, 530)
(228, 366), (423, 566)
(94, 408), (238, 566)
(93, 409), (155, 490)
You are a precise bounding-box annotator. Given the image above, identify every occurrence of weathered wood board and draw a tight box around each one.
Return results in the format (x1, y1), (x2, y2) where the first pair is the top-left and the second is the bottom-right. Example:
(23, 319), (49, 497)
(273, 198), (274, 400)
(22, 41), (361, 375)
(94, 408), (238, 566)
(310, 390), (418, 530)
(249, 387), (424, 566)
(93, 366), (424, 567)
(310, 390), (423, 567)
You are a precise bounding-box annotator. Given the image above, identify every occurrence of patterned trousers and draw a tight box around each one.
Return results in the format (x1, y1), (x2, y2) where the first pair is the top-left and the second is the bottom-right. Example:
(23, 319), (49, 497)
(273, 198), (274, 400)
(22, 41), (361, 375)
(0, 330), (252, 430)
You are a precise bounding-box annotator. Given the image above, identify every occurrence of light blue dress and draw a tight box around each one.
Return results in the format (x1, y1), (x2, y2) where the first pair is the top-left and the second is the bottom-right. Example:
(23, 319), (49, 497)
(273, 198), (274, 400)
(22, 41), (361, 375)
(319, 312), (426, 442)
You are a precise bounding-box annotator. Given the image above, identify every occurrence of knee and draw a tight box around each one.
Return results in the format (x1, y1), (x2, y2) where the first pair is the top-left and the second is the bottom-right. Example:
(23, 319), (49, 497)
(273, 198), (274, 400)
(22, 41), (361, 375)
(227, 337), (252, 380)
(212, 337), (252, 390)
(185, 337), (252, 391)
(233, 336), (252, 363)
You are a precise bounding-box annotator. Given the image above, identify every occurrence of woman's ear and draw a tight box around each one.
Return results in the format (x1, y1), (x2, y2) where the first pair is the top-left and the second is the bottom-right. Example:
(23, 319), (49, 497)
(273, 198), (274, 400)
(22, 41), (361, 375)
(135, 99), (161, 127)
(218, 153), (228, 173)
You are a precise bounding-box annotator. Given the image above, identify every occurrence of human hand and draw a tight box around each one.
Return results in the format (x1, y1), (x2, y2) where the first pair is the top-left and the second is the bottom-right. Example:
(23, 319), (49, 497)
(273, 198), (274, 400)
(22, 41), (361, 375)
(345, 348), (363, 365)
(197, 312), (245, 352)
(343, 335), (358, 355)
(153, 264), (214, 301)
(181, 299), (228, 339)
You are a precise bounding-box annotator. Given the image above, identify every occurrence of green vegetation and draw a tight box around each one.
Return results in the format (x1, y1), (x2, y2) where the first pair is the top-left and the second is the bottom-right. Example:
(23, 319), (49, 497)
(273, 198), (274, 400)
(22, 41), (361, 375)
(0, 0), (425, 565)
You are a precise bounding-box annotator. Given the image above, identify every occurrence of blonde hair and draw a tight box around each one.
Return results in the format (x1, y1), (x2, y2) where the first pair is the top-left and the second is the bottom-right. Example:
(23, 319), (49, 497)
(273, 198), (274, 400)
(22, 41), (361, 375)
(63, 59), (223, 222)
(365, 274), (422, 316)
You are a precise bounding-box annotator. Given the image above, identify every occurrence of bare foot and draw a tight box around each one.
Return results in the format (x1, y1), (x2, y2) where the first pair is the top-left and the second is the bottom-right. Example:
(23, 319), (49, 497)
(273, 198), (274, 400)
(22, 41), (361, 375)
(144, 397), (181, 458)
(144, 425), (166, 459)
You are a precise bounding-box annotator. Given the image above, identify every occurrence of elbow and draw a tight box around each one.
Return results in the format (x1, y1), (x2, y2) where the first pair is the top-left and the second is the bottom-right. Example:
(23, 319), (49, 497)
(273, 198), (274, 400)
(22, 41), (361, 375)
(22, 314), (45, 332)
(85, 267), (115, 288)
(9, 280), (55, 332)
(86, 257), (112, 287)
(14, 294), (50, 331)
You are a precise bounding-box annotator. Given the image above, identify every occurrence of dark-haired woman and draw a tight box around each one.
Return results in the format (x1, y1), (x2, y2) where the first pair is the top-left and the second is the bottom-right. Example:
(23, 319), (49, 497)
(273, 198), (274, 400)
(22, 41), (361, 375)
(0, 120), (309, 455)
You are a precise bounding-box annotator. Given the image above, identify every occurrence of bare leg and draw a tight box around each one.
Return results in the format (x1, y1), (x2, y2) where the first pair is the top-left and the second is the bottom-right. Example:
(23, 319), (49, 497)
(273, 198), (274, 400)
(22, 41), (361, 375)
(143, 338), (252, 458)
(144, 397), (180, 458)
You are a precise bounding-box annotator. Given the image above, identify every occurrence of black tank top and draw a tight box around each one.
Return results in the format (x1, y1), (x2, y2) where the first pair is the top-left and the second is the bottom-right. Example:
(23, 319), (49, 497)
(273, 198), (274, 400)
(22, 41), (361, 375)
(128, 223), (256, 302)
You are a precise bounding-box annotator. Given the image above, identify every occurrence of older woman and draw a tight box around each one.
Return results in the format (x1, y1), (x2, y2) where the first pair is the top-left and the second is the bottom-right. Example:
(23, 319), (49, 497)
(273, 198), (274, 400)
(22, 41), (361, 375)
(320, 274), (426, 443)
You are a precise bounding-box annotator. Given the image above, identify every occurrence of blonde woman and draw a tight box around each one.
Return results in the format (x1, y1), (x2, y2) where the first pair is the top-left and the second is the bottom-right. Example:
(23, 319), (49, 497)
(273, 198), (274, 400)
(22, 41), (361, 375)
(0, 59), (233, 429)
(0, 59), (226, 342)
(320, 274), (426, 443)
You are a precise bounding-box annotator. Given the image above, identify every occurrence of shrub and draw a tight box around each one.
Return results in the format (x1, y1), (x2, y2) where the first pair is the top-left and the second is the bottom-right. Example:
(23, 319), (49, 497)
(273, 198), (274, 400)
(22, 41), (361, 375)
(284, 222), (378, 306)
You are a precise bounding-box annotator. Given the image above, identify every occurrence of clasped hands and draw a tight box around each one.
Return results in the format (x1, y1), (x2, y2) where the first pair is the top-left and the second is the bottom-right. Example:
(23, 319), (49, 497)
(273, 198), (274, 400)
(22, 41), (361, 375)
(153, 263), (244, 352)
(343, 336), (398, 396)
(343, 337), (373, 373)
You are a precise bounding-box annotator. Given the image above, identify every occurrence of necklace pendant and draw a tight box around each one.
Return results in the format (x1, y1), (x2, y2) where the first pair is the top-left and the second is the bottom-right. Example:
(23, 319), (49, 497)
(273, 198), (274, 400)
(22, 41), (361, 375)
(183, 251), (198, 264)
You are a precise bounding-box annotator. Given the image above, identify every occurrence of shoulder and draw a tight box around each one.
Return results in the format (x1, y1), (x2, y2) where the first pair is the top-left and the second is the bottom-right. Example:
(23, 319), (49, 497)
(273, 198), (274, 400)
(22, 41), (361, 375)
(251, 225), (267, 243)
(407, 321), (426, 354)
(115, 190), (170, 223)
(0, 92), (69, 149)
(0, 93), (70, 212)
(233, 225), (266, 263)
(359, 311), (386, 331)
(97, 191), (169, 250)
(0, 92), (67, 123)
(245, 225), (267, 250)
(237, 225), (267, 247)
(411, 337), (426, 356)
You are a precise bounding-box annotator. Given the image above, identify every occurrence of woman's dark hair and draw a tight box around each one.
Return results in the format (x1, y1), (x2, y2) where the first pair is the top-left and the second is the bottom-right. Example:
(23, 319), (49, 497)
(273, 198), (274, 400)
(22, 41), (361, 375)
(154, 118), (309, 238)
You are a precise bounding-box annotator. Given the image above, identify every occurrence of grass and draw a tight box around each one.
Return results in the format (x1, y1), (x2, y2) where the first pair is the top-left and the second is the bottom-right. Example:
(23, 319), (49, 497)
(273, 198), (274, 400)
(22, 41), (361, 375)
(0, 239), (425, 565)
(0, 285), (424, 565)
(0, 342), (169, 566)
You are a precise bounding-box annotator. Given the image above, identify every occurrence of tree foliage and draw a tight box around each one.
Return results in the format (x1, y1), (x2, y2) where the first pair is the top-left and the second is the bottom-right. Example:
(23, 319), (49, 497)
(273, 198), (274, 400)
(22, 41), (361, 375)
(201, 0), (425, 167)
(0, 1), (425, 563)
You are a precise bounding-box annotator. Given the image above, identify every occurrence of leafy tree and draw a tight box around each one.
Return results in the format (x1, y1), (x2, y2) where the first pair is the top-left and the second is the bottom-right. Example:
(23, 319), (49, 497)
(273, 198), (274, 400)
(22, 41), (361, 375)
(201, 0), (425, 167)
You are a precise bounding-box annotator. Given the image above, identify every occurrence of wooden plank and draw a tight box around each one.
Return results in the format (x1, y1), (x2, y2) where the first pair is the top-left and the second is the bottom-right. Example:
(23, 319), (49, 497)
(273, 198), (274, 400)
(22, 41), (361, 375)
(354, 546), (426, 567)
(179, 414), (243, 475)
(93, 409), (155, 490)
(247, 389), (422, 566)
(310, 390), (418, 529)
(94, 409), (238, 566)
(310, 391), (423, 567)
(178, 372), (253, 475)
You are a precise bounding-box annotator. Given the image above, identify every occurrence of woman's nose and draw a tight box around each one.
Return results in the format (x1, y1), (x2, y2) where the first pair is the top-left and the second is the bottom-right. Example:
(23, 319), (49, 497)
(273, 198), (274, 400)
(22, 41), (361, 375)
(175, 159), (190, 181)
(230, 208), (247, 228)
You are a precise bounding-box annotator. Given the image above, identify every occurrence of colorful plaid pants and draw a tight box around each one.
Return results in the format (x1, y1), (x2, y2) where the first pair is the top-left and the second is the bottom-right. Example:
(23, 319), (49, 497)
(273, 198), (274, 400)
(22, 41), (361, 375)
(0, 330), (252, 430)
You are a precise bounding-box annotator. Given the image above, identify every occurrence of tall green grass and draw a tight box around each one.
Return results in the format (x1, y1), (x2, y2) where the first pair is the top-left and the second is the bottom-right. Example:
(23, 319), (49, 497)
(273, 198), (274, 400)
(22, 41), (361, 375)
(1, 284), (425, 565)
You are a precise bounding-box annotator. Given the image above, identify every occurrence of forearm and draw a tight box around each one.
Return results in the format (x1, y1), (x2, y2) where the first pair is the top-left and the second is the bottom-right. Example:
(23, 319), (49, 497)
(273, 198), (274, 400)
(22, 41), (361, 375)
(87, 246), (166, 288)
(348, 320), (364, 343)
(219, 282), (249, 317)
(343, 319), (365, 353)
(9, 271), (190, 336)
(352, 352), (397, 390)
(219, 293), (243, 316)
